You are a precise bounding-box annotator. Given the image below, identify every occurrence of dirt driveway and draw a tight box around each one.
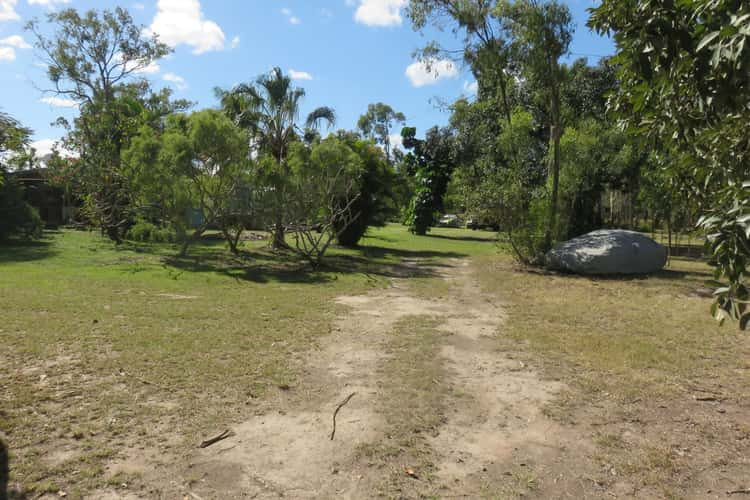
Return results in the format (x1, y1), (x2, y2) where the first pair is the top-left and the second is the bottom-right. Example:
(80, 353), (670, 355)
(120, 257), (593, 499)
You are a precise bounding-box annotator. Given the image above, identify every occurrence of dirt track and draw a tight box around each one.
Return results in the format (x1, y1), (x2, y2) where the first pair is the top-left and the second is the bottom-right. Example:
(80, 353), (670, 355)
(155, 257), (580, 499)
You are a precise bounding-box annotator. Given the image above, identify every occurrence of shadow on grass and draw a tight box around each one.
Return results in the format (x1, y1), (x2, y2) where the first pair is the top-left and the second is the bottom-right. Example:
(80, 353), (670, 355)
(666, 244), (705, 259)
(426, 232), (498, 243)
(161, 244), (466, 284)
(513, 261), (711, 284)
(0, 238), (57, 264)
(0, 437), (27, 500)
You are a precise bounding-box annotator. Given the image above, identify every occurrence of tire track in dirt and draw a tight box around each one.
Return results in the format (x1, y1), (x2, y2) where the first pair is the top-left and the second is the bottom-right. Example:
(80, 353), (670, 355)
(428, 259), (573, 497)
(180, 263), (443, 498)
(170, 257), (574, 499)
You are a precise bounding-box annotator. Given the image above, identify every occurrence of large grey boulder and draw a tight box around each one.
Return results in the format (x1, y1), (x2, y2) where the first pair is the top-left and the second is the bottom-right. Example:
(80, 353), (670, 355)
(546, 229), (667, 275)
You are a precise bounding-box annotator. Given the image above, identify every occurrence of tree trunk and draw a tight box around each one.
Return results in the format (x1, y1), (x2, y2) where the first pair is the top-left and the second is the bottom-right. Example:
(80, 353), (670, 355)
(544, 124), (561, 253)
(272, 216), (286, 249)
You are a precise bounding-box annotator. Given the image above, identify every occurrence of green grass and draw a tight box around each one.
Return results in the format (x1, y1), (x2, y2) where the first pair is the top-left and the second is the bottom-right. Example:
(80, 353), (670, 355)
(0, 224), (496, 497)
(5, 223), (745, 497)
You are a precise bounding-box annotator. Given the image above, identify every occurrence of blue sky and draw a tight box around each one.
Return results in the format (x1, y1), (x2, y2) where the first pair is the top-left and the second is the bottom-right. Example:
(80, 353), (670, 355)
(0, 0), (614, 156)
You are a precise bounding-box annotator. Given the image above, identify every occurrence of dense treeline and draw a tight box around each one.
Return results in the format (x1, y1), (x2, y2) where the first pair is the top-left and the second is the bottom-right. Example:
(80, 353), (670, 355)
(2, 1), (749, 326)
(1, 7), (404, 266)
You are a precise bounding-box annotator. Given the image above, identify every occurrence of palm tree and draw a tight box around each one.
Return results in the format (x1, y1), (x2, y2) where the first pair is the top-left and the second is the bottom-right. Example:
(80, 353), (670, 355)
(216, 67), (336, 249)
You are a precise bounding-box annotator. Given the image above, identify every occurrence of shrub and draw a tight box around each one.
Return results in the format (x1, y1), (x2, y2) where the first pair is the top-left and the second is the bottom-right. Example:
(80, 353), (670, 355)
(0, 179), (44, 241)
(127, 219), (176, 243)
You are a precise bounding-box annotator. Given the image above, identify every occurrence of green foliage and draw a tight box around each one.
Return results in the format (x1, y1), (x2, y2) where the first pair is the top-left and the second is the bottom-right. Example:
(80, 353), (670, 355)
(284, 136), (364, 265)
(590, 0), (750, 328)
(0, 112), (42, 241)
(401, 126), (456, 236)
(216, 67), (336, 249)
(124, 109), (251, 255)
(357, 103), (406, 163)
(0, 179), (44, 241)
(127, 219), (176, 243)
(27, 7), (171, 242)
(558, 119), (643, 238)
(698, 182), (750, 329)
(334, 132), (397, 247)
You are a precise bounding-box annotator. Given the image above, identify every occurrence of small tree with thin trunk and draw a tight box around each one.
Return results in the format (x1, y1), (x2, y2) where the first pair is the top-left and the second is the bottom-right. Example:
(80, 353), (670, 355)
(216, 68), (335, 250)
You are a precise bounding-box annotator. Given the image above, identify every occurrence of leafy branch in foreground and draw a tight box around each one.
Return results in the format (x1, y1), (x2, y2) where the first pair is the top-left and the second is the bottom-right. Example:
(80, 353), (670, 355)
(590, 0), (750, 328)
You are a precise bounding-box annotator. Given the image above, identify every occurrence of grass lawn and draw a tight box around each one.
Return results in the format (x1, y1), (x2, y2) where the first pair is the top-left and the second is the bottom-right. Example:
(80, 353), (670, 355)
(2, 224), (749, 498)
(0, 224), (495, 497)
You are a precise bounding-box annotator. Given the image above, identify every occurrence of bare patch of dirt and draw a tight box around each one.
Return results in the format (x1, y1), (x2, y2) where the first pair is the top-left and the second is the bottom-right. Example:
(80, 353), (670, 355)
(105, 256), (602, 499)
(154, 257), (583, 499)
(154, 293), (199, 300)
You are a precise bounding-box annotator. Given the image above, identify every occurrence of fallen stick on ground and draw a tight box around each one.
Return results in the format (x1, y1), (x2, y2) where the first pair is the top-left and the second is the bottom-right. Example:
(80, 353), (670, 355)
(330, 392), (357, 441)
(198, 429), (233, 448)
(728, 489), (750, 495)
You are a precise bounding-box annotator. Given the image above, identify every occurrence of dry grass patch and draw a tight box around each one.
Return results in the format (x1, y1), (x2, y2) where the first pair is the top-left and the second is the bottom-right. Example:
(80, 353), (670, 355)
(355, 315), (449, 498)
(475, 252), (750, 497)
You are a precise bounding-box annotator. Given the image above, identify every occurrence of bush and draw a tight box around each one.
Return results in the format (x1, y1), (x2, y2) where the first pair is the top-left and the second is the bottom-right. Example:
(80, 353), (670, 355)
(0, 179), (44, 241)
(127, 219), (176, 243)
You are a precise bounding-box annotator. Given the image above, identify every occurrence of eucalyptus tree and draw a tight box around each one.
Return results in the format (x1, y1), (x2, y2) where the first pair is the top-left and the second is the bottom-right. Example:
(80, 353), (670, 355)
(216, 68), (336, 249)
(407, 0), (516, 123)
(497, 0), (573, 252)
(27, 7), (170, 242)
(357, 103), (406, 163)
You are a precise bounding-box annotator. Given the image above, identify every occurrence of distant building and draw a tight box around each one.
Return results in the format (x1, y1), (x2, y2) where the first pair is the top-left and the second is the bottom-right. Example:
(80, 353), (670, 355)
(9, 169), (73, 227)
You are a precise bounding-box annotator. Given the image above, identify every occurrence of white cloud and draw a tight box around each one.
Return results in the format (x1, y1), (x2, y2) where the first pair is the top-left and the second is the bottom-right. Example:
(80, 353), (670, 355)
(354, 0), (406, 27)
(148, 0), (226, 55)
(0, 0), (19, 21)
(0, 46), (15, 61)
(28, 0), (70, 5)
(40, 96), (78, 107)
(289, 69), (313, 81)
(31, 138), (77, 159)
(281, 7), (301, 25)
(113, 52), (161, 75)
(389, 133), (403, 152)
(135, 60), (160, 74)
(405, 58), (458, 87)
(463, 80), (478, 94)
(163, 71), (187, 90)
(0, 35), (31, 48)
(230, 35), (240, 49)
(133, 2), (145, 10)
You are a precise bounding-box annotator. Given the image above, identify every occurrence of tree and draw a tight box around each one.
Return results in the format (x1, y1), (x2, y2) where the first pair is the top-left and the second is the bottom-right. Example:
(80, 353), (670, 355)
(406, 0), (516, 123)
(27, 7), (170, 242)
(333, 131), (397, 247)
(496, 0), (574, 252)
(283, 137), (363, 266)
(401, 126), (456, 235)
(216, 68), (336, 249)
(124, 110), (252, 255)
(589, 0), (750, 327)
(357, 103), (406, 163)
(0, 112), (43, 240)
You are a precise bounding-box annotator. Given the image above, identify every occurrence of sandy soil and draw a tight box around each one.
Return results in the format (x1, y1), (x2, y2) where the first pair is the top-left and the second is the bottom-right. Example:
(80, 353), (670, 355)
(127, 257), (583, 499)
